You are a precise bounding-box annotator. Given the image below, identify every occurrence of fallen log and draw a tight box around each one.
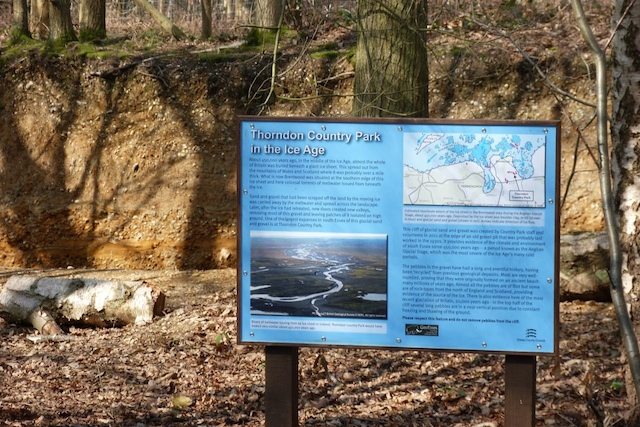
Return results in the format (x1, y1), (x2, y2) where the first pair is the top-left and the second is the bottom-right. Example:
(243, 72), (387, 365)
(0, 275), (165, 334)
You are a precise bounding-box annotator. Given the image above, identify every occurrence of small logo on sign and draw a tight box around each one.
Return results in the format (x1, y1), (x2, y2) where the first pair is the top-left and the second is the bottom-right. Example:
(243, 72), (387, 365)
(525, 328), (537, 339)
(405, 324), (439, 336)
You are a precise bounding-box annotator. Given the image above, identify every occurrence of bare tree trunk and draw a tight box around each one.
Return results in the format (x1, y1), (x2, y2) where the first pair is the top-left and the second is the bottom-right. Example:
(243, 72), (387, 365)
(213, 0), (221, 20)
(0, 276), (165, 334)
(12, 0), (31, 37)
(201, 0), (212, 39)
(132, 0), (186, 39)
(224, 0), (234, 21)
(79, 0), (106, 40)
(254, 0), (281, 29)
(353, 0), (428, 117)
(49, 0), (77, 42)
(30, 0), (49, 39)
(611, 0), (640, 420)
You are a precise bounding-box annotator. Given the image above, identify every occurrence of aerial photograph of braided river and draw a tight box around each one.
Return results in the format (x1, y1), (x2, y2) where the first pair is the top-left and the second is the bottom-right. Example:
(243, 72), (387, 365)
(250, 231), (388, 319)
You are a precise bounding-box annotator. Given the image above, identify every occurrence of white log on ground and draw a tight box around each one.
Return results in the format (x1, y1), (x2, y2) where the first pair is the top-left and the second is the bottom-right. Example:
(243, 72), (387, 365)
(0, 276), (165, 334)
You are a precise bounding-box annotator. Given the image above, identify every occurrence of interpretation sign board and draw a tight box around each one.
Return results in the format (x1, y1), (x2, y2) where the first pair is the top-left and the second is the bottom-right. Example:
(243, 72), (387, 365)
(237, 117), (559, 355)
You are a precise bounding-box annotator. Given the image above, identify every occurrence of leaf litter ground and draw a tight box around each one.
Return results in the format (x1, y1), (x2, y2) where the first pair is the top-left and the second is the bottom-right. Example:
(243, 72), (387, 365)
(0, 268), (628, 426)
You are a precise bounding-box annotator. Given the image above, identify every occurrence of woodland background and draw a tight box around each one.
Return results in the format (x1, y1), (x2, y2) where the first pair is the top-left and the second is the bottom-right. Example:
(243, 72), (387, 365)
(0, 1), (629, 426)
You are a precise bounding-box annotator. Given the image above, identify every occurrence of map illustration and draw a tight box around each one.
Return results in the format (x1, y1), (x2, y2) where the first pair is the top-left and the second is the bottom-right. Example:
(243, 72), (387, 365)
(403, 132), (546, 207)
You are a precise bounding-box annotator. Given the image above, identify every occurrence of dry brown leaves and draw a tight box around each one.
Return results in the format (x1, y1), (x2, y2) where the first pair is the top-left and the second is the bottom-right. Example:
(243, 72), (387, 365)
(0, 269), (629, 426)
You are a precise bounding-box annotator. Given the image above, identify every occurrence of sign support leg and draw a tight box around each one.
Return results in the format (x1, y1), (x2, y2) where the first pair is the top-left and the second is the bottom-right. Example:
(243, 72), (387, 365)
(505, 354), (536, 427)
(265, 345), (299, 427)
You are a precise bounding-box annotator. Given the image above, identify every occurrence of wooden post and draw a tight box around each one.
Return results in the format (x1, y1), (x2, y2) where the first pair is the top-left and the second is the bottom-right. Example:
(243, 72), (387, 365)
(505, 355), (536, 427)
(265, 346), (299, 427)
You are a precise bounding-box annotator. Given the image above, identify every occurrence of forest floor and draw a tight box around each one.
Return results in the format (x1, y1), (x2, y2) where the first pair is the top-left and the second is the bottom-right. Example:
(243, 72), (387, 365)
(0, 268), (628, 427)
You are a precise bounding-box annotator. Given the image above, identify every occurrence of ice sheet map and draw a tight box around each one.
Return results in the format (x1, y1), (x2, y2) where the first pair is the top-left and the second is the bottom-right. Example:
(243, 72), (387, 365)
(403, 132), (546, 207)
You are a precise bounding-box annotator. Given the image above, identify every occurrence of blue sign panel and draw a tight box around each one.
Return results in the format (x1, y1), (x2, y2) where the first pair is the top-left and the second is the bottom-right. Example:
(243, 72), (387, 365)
(237, 117), (559, 355)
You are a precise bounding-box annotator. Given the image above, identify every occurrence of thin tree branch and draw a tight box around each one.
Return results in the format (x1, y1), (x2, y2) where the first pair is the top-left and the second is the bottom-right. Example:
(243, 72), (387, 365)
(561, 103), (599, 168)
(276, 30), (318, 78)
(470, 17), (596, 109)
(561, 134), (583, 211)
(277, 93), (354, 102)
(247, 59), (272, 104)
(559, 109), (599, 212)
(316, 72), (355, 84)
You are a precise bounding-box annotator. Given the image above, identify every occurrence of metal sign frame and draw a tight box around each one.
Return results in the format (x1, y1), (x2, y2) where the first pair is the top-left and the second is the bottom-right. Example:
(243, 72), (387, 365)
(237, 116), (560, 356)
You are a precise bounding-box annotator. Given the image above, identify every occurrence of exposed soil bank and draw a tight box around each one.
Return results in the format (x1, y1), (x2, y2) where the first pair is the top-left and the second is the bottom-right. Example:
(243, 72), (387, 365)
(0, 42), (601, 270)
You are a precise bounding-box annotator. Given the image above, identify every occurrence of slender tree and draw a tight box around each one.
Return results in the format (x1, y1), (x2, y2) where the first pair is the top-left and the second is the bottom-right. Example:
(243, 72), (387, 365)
(79, 0), (106, 41)
(353, 0), (428, 117)
(201, 0), (213, 39)
(570, 1), (640, 423)
(49, 0), (77, 42)
(12, 0), (30, 37)
(255, 0), (282, 29)
(610, 0), (640, 420)
(30, 0), (49, 39)
(253, 0), (283, 41)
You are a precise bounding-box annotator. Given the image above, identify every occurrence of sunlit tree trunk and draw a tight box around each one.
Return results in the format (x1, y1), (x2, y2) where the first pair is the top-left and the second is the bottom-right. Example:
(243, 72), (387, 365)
(223, 0), (234, 21)
(79, 0), (106, 40)
(167, 0), (174, 19)
(201, 0), (212, 39)
(353, 0), (428, 117)
(254, 0), (282, 29)
(236, 0), (247, 21)
(611, 0), (640, 421)
(49, 0), (77, 42)
(30, 0), (49, 39)
(12, 0), (30, 37)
